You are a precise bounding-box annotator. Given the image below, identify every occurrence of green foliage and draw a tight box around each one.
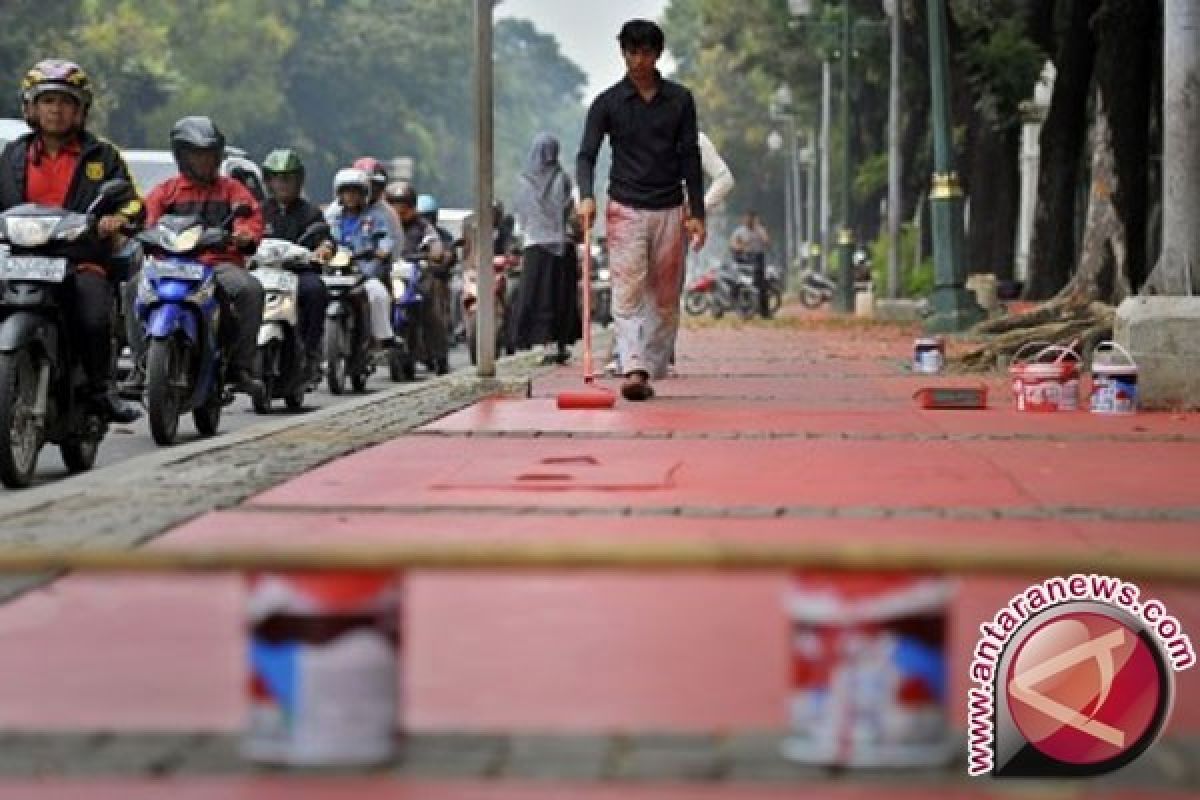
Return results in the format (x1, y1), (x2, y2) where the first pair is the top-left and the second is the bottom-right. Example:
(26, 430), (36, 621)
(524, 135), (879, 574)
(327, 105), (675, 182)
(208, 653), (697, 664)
(952, 0), (1047, 129)
(2, 0), (588, 208)
(868, 223), (933, 297)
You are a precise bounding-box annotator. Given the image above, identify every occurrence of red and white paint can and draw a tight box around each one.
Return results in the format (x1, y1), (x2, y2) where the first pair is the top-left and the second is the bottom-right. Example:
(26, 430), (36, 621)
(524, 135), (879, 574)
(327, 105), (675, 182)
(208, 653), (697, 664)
(782, 573), (956, 768)
(242, 571), (401, 766)
(1010, 344), (1080, 412)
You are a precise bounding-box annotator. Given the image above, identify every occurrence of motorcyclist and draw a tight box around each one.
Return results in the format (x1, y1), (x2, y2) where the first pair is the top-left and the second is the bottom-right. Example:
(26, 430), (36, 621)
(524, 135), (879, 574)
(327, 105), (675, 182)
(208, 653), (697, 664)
(132, 116), (266, 401)
(323, 167), (399, 350)
(0, 59), (143, 423)
(260, 148), (332, 384)
(418, 193), (458, 360)
(351, 156), (402, 236)
(386, 182), (448, 374)
(730, 210), (771, 319)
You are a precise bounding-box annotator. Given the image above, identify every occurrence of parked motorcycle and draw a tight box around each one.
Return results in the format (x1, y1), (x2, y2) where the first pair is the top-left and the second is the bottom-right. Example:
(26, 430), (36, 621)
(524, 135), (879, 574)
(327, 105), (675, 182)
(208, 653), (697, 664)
(249, 237), (315, 412)
(463, 253), (513, 366)
(321, 244), (375, 395)
(683, 269), (717, 316)
(0, 180), (135, 487)
(764, 263), (784, 315)
(707, 262), (757, 320)
(798, 267), (837, 309)
(134, 205), (252, 445)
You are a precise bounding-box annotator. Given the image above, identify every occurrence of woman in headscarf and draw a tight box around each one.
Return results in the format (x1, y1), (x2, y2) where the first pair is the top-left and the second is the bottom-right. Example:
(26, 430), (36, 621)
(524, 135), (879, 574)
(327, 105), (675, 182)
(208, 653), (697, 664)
(512, 132), (580, 364)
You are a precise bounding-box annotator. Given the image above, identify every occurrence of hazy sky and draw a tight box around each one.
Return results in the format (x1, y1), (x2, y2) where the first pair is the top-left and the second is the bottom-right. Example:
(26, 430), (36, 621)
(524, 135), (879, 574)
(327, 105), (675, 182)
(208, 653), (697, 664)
(497, 0), (673, 100)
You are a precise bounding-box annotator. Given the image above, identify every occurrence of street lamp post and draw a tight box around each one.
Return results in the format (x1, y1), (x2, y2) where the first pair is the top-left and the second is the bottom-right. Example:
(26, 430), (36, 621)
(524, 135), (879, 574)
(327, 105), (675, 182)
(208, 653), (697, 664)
(923, 0), (984, 331)
(835, 1), (855, 313)
(767, 129), (793, 271)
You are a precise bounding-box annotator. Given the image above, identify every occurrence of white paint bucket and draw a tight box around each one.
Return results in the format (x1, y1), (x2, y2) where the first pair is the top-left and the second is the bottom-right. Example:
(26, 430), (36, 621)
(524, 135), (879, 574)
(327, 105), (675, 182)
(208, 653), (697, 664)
(1090, 341), (1138, 414)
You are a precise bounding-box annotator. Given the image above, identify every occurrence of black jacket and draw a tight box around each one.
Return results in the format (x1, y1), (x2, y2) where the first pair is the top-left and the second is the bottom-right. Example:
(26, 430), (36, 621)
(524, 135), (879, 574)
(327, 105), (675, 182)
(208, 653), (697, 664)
(263, 197), (333, 250)
(0, 130), (144, 223)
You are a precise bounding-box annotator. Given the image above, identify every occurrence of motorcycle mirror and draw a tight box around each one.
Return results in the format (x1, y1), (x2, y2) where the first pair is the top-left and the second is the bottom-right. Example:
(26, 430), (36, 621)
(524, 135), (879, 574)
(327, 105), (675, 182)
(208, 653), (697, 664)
(87, 179), (134, 214)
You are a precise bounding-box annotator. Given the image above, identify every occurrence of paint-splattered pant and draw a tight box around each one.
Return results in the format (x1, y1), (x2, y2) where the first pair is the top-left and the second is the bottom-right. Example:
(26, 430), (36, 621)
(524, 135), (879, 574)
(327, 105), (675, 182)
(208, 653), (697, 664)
(605, 199), (686, 380)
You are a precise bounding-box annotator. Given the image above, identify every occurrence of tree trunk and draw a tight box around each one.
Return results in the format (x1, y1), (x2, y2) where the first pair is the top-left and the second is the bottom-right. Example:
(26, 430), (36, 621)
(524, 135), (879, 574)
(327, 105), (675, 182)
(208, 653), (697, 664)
(1023, 0), (1100, 300)
(964, 119), (1020, 279)
(1067, 89), (1131, 305)
(1156, 0), (1200, 294)
(1090, 0), (1155, 293)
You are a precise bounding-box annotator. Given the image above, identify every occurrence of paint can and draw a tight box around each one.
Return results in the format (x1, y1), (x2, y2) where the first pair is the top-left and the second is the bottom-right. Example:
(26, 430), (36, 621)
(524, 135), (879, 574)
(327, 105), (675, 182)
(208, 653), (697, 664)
(912, 337), (945, 374)
(782, 573), (956, 768)
(1010, 343), (1080, 412)
(242, 571), (401, 766)
(1089, 341), (1138, 414)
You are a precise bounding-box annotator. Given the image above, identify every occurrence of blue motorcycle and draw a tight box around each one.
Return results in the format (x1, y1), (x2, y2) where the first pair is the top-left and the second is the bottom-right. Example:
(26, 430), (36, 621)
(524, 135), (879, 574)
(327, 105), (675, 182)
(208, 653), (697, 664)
(387, 255), (423, 382)
(134, 206), (250, 445)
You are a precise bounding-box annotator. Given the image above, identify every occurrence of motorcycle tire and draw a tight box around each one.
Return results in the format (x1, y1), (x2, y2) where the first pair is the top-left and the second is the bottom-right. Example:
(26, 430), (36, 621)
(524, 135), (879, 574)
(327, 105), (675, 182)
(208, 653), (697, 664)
(146, 338), (181, 446)
(193, 390), (222, 437)
(60, 432), (100, 475)
(324, 319), (347, 395)
(736, 288), (757, 320)
(388, 351), (404, 383)
(466, 322), (478, 366)
(351, 371), (368, 393)
(0, 349), (43, 488)
(766, 288), (783, 315)
(683, 290), (708, 316)
(800, 287), (826, 309)
(285, 387), (305, 411)
(403, 357), (416, 382)
(252, 342), (276, 415)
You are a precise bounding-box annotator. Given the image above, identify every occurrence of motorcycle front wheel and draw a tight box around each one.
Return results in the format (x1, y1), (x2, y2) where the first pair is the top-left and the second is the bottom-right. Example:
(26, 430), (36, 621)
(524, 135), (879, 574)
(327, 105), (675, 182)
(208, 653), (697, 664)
(800, 287), (826, 309)
(324, 319), (347, 395)
(683, 290), (708, 316)
(146, 338), (182, 446)
(252, 341), (278, 414)
(736, 288), (757, 320)
(766, 288), (783, 315)
(0, 349), (44, 488)
(60, 431), (100, 474)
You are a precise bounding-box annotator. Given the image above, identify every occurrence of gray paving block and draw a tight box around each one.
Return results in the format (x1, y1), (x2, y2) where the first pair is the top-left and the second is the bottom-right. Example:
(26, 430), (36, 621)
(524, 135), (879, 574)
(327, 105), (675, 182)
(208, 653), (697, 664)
(393, 733), (505, 778)
(614, 733), (724, 781)
(502, 734), (612, 779)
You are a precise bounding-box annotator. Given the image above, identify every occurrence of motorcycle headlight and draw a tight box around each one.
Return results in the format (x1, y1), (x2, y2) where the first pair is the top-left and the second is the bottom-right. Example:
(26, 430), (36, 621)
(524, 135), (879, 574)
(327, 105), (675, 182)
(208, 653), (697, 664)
(5, 217), (60, 247)
(597, 268), (610, 282)
(162, 226), (202, 254)
(392, 279), (407, 300)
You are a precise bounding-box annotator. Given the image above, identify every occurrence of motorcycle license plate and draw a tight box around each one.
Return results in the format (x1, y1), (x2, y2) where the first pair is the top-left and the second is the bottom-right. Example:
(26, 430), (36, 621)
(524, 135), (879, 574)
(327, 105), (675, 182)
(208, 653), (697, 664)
(322, 275), (359, 288)
(257, 270), (297, 292)
(0, 256), (67, 282)
(153, 260), (206, 281)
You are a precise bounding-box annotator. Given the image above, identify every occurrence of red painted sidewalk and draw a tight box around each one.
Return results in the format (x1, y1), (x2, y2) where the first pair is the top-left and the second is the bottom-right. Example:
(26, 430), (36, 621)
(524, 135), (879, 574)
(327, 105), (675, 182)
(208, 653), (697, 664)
(0, 318), (1196, 796)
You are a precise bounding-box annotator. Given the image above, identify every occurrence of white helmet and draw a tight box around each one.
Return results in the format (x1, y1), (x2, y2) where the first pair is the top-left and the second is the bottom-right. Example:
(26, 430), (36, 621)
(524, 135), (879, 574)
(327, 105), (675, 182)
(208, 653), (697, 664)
(332, 167), (370, 197)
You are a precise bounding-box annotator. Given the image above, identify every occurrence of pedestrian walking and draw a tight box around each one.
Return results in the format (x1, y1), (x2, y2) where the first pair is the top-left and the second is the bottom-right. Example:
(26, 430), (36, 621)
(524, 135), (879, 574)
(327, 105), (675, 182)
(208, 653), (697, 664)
(577, 18), (706, 401)
(512, 132), (580, 364)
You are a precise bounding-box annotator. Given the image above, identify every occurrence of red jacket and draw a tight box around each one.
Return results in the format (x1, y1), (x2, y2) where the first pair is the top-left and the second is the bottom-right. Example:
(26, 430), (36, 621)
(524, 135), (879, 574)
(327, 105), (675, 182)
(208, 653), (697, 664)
(144, 175), (263, 266)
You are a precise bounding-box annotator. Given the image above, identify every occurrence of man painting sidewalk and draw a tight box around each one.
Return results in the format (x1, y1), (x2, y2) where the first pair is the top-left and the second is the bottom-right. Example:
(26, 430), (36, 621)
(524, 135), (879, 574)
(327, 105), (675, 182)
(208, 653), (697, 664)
(577, 19), (706, 401)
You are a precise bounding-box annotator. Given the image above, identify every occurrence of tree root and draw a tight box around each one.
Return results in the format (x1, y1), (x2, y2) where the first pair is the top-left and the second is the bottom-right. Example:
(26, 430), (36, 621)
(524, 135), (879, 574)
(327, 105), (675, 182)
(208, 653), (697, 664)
(954, 302), (1115, 372)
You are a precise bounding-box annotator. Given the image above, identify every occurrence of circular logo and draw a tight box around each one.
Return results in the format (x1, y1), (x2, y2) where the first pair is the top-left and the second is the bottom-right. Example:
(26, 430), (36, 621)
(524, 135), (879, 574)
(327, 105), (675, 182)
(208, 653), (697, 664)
(1005, 610), (1170, 770)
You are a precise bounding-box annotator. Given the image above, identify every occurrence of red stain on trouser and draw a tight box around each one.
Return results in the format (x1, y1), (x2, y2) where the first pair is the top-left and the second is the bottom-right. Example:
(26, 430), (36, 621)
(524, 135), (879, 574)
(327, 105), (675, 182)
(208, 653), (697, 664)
(605, 199), (686, 380)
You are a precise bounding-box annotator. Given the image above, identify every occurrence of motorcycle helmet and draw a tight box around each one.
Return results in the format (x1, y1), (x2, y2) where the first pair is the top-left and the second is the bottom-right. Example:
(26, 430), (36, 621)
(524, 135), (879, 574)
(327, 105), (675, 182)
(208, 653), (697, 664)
(416, 193), (438, 225)
(21, 59), (93, 127)
(262, 148), (305, 183)
(352, 156), (388, 187)
(384, 181), (417, 207)
(220, 150), (266, 202)
(333, 167), (371, 198)
(170, 116), (226, 183)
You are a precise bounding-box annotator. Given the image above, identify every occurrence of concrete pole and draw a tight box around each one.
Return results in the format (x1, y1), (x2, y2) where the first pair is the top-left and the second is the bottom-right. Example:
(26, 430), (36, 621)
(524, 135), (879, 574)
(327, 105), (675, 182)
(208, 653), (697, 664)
(820, 60), (832, 275)
(886, 0), (902, 298)
(806, 128), (818, 267)
(836, 1), (856, 314)
(473, 0), (495, 375)
(790, 121), (804, 281)
(1162, 0), (1200, 294)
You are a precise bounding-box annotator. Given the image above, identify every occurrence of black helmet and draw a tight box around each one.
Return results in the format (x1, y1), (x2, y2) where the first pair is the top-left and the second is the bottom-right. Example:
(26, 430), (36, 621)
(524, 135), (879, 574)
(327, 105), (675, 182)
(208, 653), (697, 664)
(170, 116), (226, 181)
